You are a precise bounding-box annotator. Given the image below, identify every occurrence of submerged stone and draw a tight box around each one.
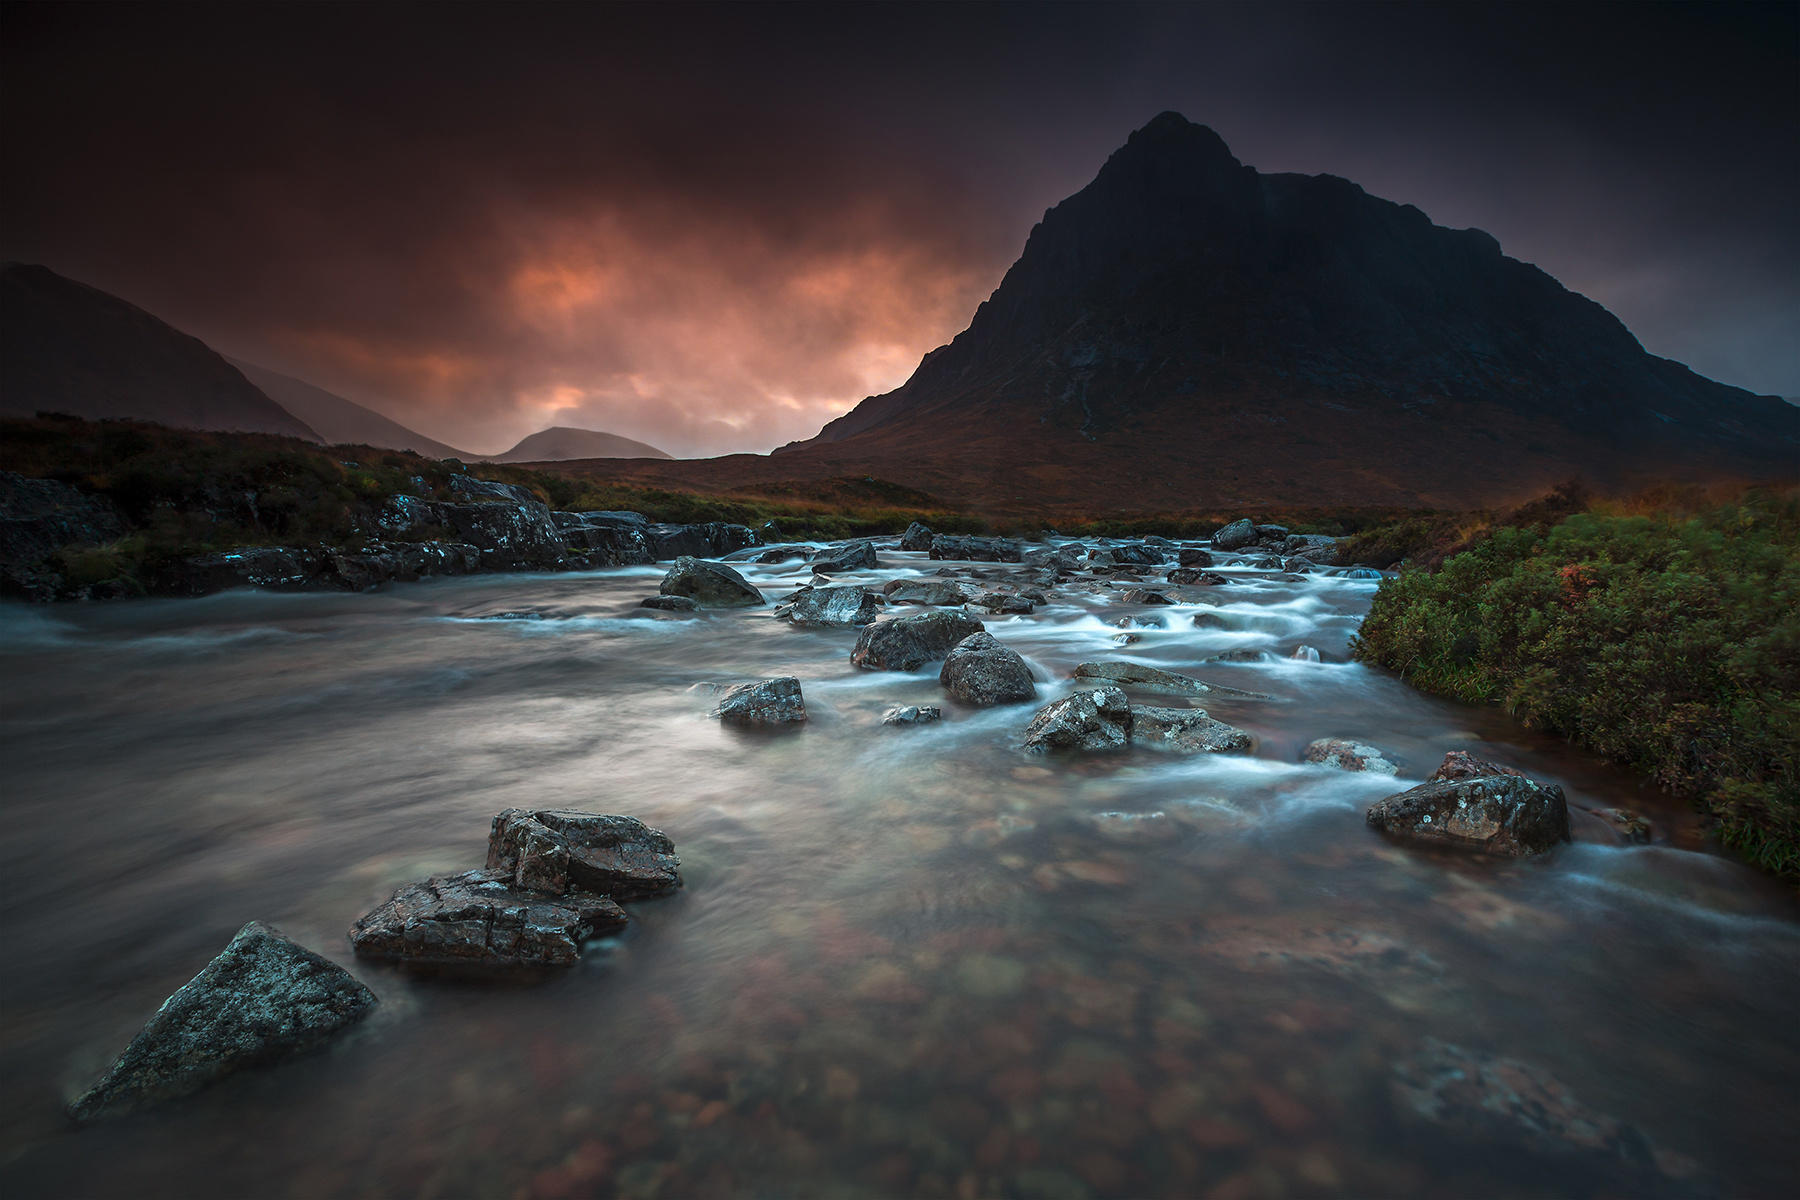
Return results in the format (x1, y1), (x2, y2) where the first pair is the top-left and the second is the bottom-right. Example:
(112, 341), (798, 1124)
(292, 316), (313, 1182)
(348, 867), (628, 970)
(1129, 705), (1255, 754)
(70, 922), (377, 1121)
(1303, 737), (1400, 774)
(1073, 661), (1211, 696)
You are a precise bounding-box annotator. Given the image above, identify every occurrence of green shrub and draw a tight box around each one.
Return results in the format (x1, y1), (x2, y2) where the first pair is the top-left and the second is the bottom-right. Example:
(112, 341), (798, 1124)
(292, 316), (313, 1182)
(1353, 488), (1800, 881)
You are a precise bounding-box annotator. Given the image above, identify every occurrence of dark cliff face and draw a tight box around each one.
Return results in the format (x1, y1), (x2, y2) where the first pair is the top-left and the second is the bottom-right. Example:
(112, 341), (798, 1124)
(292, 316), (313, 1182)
(804, 112), (1796, 491)
(0, 263), (321, 441)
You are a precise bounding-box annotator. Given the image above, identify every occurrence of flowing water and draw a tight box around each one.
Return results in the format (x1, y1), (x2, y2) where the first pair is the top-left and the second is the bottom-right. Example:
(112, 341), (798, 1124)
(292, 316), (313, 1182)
(2, 542), (1796, 1199)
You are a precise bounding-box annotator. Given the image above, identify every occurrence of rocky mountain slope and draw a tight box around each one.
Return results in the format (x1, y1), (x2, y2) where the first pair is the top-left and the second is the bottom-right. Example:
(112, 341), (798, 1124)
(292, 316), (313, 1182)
(1, 263), (322, 441)
(559, 113), (1797, 512)
(226, 357), (470, 459)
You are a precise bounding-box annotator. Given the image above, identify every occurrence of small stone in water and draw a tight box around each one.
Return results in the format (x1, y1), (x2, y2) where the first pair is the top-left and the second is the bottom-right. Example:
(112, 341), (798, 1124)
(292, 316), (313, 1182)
(883, 704), (942, 726)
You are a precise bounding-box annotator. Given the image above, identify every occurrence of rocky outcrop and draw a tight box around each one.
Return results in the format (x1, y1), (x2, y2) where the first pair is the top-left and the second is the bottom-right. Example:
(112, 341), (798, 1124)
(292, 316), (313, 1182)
(554, 511), (656, 565)
(929, 535), (1023, 563)
(883, 705), (942, 726)
(775, 584), (886, 625)
(70, 922), (376, 1121)
(939, 631), (1037, 706)
(810, 540), (879, 573)
(1023, 688), (1133, 752)
(1366, 773), (1571, 856)
(1129, 705), (1255, 753)
(851, 610), (986, 671)
(713, 677), (807, 726)
(899, 522), (934, 551)
(645, 522), (759, 560)
(1303, 737), (1401, 774)
(0, 470), (125, 599)
(659, 556), (764, 607)
(1073, 661), (1211, 696)
(448, 475), (539, 505)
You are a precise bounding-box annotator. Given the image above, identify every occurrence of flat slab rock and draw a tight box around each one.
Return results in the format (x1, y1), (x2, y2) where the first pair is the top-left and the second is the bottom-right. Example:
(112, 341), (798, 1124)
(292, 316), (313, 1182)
(487, 809), (682, 899)
(774, 584), (885, 626)
(71, 922), (377, 1121)
(1023, 689), (1254, 754)
(1367, 755), (1571, 856)
(1130, 705), (1255, 753)
(349, 867), (628, 970)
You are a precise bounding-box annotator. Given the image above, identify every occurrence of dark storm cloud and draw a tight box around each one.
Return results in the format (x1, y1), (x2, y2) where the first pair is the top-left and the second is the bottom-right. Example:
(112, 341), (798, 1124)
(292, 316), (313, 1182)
(4, 1), (1795, 455)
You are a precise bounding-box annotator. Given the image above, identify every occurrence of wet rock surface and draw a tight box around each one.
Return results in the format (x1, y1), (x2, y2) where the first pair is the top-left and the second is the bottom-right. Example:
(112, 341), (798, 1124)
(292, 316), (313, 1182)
(1129, 705), (1255, 753)
(639, 594), (699, 612)
(851, 610), (986, 671)
(929, 535), (1023, 563)
(1303, 737), (1401, 774)
(939, 631), (1038, 706)
(883, 579), (972, 606)
(660, 556), (765, 607)
(1366, 773), (1572, 856)
(70, 922), (377, 1121)
(809, 540), (879, 573)
(713, 676), (808, 726)
(774, 584), (885, 626)
(1023, 688), (1133, 752)
(882, 704), (942, 726)
(1073, 661), (1212, 696)
(349, 868), (629, 971)
(486, 810), (682, 900)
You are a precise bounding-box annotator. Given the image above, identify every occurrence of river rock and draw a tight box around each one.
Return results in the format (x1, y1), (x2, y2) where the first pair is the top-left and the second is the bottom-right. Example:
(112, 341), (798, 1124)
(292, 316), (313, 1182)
(640, 594), (699, 612)
(810, 540), (879, 573)
(1022, 687), (1131, 752)
(939, 631), (1037, 706)
(899, 522), (934, 551)
(1366, 775), (1572, 856)
(755, 545), (807, 563)
(1129, 705), (1255, 753)
(1089, 544), (1164, 567)
(1120, 586), (1175, 605)
(1392, 1038), (1676, 1176)
(659, 556), (764, 607)
(713, 676), (808, 726)
(1302, 738), (1400, 774)
(884, 579), (972, 606)
(1073, 661), (1211, 696)
(70, 922), (377, 1121)
(851, 610), (985, 671)
(349, 867), (628, 970)
(967, 591), (1033, 614)
(929, 534), (1023, 563)
(487, 809), (683, 898)
(883, 705), (942, 726)
(775, 584), (885, 625)
(1211, 518), (1258, 551)
(1177, 547), (1215, 568)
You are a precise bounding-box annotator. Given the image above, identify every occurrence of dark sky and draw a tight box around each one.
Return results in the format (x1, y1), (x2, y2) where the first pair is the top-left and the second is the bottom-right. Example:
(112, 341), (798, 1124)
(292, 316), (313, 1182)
(5, 1), (1796, 456)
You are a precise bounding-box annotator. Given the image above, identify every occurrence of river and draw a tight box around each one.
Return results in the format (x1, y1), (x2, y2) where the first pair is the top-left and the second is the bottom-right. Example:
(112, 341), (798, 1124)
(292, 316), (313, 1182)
(2, 539), (1795, 1198)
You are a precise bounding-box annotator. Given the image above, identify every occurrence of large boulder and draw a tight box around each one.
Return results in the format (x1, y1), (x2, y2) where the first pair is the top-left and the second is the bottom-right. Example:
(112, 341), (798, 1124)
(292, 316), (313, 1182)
(929, 535), (1023, 563)
(884, 579), (972, 606)
(851, 610), (985, 671)
(1129, 705), (1255, 753)
(486, 809), (683, 899)
(349, 868), (628, 970)
(70, 922), (377, 1121)
(659, 556), (764, 607)
(1366, 775), (1571, 856)
(810, 540), (879, 573)
(939, 631), (1037, 706)
(1073, 661), (1212, 696)
(899, 522), (934, 551)
(1022, 687), (1132, 752)
(431, 500), (567, 568)
(1211, 518), (1258, 551)
(713, 676), (808, 726)
(1303, 737), (1401, 775)
(1177, 547), (1215, 568)
(775, 584), (885, 626)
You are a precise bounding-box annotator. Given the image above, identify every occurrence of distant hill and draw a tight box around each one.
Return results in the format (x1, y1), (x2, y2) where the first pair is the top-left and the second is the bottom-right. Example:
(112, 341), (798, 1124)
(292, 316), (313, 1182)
(490, 426), (671, 462)
(0, 263), (321, 441)
(226, 357), (470, 459)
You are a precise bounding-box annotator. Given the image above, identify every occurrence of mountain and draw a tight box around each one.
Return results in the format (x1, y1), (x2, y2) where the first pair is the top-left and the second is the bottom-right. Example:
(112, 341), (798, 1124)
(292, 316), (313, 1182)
(490, 426), (671, 462)
(226, 357), (472, 460)
(0, 263), (321, 441)
(680, 111), (1792, 511)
